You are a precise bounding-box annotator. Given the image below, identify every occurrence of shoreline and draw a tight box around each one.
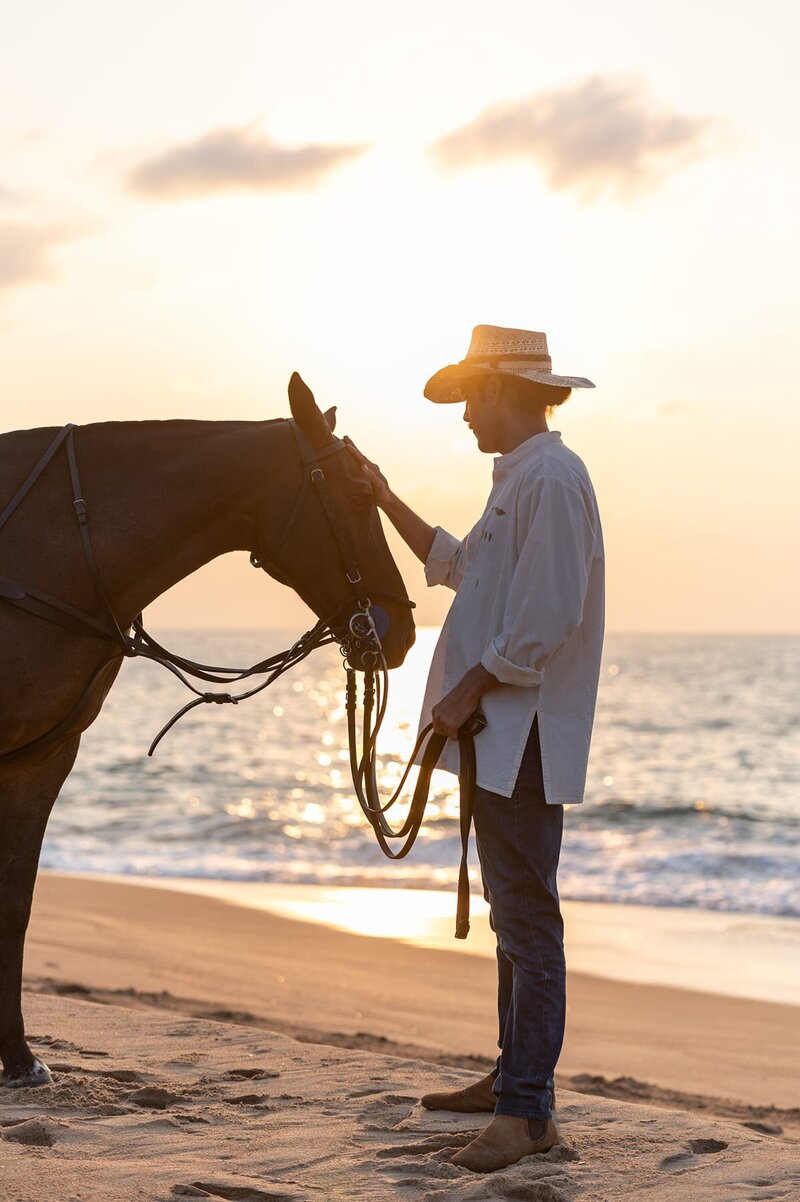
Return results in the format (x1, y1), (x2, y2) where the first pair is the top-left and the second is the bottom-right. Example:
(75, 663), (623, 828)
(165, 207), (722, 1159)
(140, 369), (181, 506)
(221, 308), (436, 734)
(41, 870), (800, 1006)
(24, 872), (800, 1121)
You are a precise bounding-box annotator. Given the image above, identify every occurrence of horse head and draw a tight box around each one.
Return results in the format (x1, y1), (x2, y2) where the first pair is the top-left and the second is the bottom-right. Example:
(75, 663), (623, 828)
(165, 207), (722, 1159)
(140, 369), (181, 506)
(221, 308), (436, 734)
(251, 373), (415, 670)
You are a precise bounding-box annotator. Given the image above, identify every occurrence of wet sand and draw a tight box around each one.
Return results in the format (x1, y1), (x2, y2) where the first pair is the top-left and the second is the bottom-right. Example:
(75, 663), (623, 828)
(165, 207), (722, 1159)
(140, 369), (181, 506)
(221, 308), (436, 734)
(22, 873), (800, 1120)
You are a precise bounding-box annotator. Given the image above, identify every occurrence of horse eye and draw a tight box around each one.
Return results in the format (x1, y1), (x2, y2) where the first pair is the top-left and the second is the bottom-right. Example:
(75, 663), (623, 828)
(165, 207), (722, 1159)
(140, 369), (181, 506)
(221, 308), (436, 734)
(351, 493), (371, 507)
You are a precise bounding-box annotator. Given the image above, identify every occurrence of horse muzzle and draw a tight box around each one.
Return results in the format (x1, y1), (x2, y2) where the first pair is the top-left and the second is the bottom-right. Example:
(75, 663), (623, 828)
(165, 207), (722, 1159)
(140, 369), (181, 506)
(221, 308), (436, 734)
(338, 601), (414, 671)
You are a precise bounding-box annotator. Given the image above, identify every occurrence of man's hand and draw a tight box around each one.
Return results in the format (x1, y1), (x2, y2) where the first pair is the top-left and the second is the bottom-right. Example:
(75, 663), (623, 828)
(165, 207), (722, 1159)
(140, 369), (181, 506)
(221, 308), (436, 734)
(344, 438), (393, 510)
(431, 664), (499, 740)
(344, 437), (437, 565)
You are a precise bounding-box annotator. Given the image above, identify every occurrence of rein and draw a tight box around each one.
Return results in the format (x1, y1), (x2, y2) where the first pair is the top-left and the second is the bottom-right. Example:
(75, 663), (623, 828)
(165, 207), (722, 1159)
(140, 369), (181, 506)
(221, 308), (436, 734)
(0, 421), (484, 937)
(343, 635), (486, 939)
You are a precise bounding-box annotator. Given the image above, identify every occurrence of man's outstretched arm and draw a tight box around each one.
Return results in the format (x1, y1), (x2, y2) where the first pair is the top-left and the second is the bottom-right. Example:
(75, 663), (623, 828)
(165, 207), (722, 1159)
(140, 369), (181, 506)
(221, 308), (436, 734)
(346, 439), (496, 736)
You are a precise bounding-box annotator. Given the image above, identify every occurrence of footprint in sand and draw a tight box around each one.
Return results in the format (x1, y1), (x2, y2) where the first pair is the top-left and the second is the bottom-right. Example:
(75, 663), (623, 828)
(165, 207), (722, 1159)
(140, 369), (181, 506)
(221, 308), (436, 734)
(127, 1085), (180, 1109)
(357, 1093), (429, 1132)
(376, 1134), (469, 1157)
(488, 1184), (570, 1201)
(101, 1068), (147, 1084)
(660, 1137), (728, 1170)
(687, 1137), (728, 1153)
(659, 1151), (696, 1170)
(29, 1034), (109, 1057)
(742, 1120), (783, 1135)
(171, 1183), (306, 1200)
(224, 1069), (280, 1081)
(0, 1117), (62, 1147)
(47, 1063), (145, 1086)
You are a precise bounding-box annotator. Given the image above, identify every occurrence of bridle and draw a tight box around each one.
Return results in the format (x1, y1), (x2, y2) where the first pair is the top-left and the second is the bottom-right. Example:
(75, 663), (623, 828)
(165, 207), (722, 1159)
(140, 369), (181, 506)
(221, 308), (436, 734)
(250, 422), (368, 600)
(0, 420), (484, 938)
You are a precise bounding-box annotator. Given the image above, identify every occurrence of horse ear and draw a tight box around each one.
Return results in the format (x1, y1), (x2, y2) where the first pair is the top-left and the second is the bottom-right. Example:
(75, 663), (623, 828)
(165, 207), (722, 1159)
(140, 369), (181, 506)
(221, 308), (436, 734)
(288, 372), (334, 448)
(323, 405), (337, 432)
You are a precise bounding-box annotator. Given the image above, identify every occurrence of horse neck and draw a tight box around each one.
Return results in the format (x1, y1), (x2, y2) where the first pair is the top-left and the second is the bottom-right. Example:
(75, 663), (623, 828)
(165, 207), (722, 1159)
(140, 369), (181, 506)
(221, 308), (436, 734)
(73, 418), (293, 623)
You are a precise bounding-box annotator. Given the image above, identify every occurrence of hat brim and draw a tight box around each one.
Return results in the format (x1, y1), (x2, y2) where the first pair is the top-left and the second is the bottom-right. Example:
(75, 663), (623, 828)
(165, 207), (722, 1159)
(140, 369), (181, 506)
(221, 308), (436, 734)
(424, 363), (595, 404)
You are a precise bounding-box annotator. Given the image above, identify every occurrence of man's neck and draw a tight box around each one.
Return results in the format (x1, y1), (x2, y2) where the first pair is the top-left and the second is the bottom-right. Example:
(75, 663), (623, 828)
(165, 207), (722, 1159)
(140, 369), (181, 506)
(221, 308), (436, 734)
(494, 412), (550, 455)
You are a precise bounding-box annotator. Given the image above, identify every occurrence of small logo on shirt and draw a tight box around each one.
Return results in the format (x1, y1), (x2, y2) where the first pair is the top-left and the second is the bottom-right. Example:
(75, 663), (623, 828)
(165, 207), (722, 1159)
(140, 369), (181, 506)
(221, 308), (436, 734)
(493, 506), (506, 516)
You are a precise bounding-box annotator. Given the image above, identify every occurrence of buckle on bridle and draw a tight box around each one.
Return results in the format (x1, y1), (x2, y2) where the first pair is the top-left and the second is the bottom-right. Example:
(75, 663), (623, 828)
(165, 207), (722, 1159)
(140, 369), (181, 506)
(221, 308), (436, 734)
(349, 609), (376, 640)
(341, 600), (382, 668)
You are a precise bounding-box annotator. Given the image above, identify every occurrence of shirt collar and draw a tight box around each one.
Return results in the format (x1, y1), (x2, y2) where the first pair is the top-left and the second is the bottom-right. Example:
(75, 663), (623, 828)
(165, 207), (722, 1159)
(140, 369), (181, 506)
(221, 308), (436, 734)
(492, 430), (562, 482)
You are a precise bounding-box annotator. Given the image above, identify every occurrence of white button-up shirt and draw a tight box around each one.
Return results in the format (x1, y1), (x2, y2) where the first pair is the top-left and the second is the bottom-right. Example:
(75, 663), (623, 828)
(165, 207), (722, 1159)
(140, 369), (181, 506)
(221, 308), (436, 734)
(414, 430), (605, 803)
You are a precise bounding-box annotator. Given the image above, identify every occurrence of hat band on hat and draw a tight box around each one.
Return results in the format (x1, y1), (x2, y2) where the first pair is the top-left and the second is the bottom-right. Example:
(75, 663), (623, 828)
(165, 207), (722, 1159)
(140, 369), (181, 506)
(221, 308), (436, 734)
(461, 352), (552, 364)
(460, 352), (553, 371)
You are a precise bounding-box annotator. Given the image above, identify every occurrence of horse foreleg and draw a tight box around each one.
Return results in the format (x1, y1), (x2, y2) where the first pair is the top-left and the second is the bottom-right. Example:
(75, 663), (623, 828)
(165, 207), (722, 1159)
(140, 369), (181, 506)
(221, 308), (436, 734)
(0, 740), (79, 1086)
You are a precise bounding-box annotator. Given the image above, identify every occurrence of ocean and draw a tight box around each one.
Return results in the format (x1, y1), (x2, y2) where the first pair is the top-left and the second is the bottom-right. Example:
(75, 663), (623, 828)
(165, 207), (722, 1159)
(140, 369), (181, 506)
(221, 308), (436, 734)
(42, 628), (800, 919)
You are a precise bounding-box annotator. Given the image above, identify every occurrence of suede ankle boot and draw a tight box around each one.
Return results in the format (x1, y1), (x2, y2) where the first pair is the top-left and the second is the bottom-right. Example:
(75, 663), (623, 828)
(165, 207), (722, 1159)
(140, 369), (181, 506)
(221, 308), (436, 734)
(449, 1114), (560, 1173)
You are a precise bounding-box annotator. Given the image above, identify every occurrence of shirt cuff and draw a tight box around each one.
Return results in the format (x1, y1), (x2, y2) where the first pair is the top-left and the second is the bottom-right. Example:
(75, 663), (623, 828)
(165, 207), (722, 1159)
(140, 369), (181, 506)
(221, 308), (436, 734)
(424, 526), (462, 587)
(481, 639), (544, 687)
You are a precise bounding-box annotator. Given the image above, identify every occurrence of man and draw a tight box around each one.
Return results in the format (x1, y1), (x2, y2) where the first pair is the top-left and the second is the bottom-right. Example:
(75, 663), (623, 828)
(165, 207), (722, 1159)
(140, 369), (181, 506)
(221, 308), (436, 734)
(346, 324), (605, 1174)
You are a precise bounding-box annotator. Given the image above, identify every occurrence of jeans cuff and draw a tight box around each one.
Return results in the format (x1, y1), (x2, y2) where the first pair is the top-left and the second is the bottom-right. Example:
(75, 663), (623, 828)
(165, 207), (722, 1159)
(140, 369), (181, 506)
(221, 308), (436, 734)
(494, 1101), (551, 1120)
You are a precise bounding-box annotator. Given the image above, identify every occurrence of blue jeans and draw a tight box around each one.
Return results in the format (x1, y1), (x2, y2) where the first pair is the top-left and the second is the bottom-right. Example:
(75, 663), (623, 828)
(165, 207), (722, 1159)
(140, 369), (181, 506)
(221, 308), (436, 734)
(472, 712), (565, 1120)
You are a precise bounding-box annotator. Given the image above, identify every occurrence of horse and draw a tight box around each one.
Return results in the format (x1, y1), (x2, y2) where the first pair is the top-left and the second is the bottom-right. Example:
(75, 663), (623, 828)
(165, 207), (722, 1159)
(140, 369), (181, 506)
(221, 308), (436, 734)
(0, 372), (415, 1087)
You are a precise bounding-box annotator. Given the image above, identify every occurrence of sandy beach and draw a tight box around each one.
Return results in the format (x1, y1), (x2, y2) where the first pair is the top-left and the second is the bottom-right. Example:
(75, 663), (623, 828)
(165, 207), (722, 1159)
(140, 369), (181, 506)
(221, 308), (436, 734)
(1, 872), (797, 1199)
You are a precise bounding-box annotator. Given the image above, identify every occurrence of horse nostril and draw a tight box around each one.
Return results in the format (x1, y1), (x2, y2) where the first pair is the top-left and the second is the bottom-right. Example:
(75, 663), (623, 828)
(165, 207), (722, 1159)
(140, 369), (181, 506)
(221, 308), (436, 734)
(405, 629), (416, 651)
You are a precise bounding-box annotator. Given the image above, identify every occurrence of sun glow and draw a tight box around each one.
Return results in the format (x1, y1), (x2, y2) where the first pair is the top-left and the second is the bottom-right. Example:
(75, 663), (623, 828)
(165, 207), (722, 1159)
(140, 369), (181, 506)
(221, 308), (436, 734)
(2, 0), (799, 633)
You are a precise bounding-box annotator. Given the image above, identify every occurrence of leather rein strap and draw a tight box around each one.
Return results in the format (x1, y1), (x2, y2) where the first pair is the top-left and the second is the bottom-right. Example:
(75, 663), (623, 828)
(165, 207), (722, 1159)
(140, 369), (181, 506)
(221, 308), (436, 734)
(341, 609), (486, 940)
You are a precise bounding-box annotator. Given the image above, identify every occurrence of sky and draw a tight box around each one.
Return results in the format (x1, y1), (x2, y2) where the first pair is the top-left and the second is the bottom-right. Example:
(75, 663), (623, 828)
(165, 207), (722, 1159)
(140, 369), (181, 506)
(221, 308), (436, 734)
(2, 0), (799, 634)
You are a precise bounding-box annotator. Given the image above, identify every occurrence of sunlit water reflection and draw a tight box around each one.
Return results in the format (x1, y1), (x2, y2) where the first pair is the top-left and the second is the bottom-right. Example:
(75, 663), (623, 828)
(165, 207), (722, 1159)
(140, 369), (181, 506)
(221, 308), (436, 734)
(43, 629), (800, 917)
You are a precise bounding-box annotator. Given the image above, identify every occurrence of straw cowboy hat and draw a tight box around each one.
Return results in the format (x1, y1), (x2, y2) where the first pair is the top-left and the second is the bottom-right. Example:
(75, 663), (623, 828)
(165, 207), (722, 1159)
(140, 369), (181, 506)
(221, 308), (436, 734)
(424, 324), (595, 403)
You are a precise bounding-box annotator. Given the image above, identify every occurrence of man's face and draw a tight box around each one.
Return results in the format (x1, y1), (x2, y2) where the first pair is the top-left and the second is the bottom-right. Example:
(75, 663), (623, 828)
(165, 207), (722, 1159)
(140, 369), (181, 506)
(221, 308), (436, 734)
(461, 376), (503, 452)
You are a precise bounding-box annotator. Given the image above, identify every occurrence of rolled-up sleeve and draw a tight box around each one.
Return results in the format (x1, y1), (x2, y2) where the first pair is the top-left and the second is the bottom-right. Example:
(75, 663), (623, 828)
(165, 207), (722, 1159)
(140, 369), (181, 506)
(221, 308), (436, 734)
(424, 526), (468, 591)
(480, 477), (597, 687)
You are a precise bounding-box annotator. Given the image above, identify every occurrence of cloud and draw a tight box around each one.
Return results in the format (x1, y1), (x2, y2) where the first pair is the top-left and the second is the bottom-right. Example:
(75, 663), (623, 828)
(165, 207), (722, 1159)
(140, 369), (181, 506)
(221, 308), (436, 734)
(432, 76), (721, 201)
(1, 129), (47, 153)
(657, 400), (691, 416)
(0, 221), (92, 292)
(13, 129), (47, 148)
(127, 122), (367, 199)
(0, 184), (26, 205)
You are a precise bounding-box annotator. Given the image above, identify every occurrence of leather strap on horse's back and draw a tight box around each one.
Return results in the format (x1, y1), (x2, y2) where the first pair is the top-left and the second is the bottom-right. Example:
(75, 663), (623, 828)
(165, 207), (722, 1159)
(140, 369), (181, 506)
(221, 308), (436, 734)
(0, 423), (75, 534)
(0, 424), (131, 652)
(64, 426), (132, 654)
